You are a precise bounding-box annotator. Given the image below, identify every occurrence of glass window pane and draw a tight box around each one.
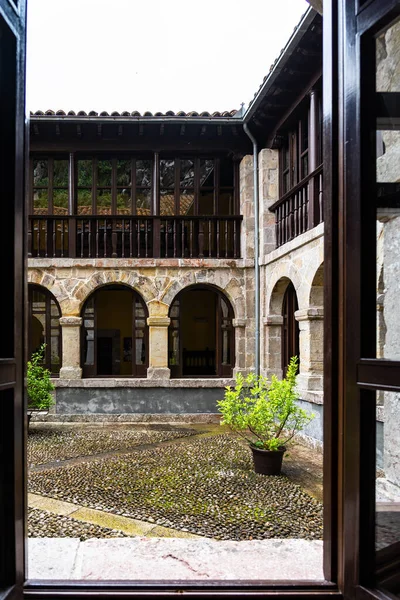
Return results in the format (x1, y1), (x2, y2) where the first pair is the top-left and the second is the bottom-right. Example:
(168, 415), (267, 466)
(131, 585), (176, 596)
(77, 189), (92, 215)
(179, 192), (194, 216)
(160, 190), (175, 216)
(219, 191), (233, 215)
(85, 339), (94, 365)
(376, 20), (400, 364)
(97, 160), (112, 186)
(53, 159), (68, 186)
(136, 160), (152, 186)
(200, 159), (214, 187)
(33, 159), (48, 186)
(135, 337), (145, 365)
(117, 189), (131, 214)
(160, 159), (175, 188)
(301, 154), (309, 180)
(33, 189), (49, 214)
(78, 160), (92, 185)
(53, 189), (68, 215)
(96, 189), (112, 214)
(220, 157), (234, 187)
(136, 189), (151, 215)
(376, 391), (400, 553)
(117, 159), (131, 187)
(199, 190), (214, 215)
(180, 160), (194, 188)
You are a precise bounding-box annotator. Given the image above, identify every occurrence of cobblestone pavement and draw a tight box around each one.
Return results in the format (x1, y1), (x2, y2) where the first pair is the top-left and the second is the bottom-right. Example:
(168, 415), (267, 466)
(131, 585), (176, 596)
(28, 423), (324, 541)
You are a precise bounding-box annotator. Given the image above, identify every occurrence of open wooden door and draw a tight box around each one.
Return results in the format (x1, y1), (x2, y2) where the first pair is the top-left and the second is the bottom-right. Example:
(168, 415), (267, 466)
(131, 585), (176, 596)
(0, 1), (27, 599)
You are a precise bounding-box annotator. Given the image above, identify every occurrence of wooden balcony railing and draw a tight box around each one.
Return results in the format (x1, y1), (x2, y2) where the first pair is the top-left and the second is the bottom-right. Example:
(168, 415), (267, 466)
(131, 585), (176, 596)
(269, 166), (323, 248)
(28, 215), (242, 260)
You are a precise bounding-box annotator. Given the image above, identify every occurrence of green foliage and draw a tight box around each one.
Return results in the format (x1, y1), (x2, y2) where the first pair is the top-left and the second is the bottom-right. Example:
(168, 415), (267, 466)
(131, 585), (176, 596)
(27, 344), (55, 411)
(217, 356), (314, 451)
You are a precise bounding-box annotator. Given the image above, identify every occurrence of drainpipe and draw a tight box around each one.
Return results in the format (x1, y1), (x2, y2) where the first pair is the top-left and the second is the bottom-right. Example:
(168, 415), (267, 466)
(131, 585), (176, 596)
(243, 123), (260, 377)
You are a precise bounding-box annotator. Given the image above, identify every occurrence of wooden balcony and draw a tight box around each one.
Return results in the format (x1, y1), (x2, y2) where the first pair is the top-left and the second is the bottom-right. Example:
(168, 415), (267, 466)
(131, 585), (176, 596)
(270, 166), (323, 248)
(28, 215), (242, 260)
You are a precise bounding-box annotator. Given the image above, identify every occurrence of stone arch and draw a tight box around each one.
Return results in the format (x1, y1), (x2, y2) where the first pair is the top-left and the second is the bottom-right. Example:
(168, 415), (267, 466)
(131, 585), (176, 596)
(28, 283), (62, 375)
(309, 262), (324, 307)
(162, 276), (245, 320)
(80, 283), (149, 378)
(264, 276), (299, 380)
(167, 283), (235, 378)
(74, 270), (158, 314)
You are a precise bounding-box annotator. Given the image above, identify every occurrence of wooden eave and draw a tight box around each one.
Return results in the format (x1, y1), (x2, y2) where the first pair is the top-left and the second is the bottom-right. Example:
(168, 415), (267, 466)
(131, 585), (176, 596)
(29, 119), (252, 155)
(243, 8), (323, 146)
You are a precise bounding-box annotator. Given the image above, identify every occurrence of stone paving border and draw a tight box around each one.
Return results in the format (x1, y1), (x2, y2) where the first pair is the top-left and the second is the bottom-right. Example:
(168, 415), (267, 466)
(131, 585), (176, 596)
(28, 493), (202, 539)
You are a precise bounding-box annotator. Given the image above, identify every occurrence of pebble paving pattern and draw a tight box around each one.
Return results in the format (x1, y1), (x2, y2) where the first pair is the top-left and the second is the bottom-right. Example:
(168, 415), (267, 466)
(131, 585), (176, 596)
(28, 433), (323, 541)
(28, 507), (127, 540)
(28, 427), (197, 466)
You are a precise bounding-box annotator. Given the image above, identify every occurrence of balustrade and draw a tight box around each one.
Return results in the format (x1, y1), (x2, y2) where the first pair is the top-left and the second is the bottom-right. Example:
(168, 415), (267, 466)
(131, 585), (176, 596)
(28, 215), (242, 259)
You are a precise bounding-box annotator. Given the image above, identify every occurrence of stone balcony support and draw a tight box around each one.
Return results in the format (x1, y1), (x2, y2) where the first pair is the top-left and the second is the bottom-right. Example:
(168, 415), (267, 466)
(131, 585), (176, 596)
(146, 300), (171, 380)
(295, 307), (324, 403)
(59, 316), (83, 379)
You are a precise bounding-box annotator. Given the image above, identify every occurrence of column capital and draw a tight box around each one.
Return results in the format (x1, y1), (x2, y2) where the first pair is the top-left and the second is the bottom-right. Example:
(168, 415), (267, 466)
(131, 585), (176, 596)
(264, 315), (284, 326)
(147, 316), (171, 327)
(59, 316), (82, 327)
(295, 308), (324, 321)
(232, 318), (247, 328)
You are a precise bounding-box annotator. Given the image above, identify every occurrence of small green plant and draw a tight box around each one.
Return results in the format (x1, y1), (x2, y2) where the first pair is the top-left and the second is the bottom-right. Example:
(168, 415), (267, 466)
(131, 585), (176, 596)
(27, 343), (55, 411)
(217, 356), (314, 451)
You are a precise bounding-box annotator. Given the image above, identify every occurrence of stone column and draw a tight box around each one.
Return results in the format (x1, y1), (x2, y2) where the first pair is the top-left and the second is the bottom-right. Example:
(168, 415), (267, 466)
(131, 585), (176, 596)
(295, 308), (324, 403)
(232, 318), (247, 377)
(147, 300), (170, 380)
(264, 315), (283, 379)
(59, 316), (83, 379)
(259, 148), (279, 258)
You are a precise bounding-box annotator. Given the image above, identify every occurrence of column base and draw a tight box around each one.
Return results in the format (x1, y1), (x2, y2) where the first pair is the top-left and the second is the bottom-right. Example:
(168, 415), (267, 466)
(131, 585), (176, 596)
(147, 367), (171, 380)
(59, 366), (82, 379)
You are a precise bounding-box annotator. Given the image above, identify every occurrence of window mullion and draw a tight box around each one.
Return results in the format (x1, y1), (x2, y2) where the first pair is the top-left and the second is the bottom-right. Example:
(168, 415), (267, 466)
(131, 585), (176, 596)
(92, 157), (97, 214)
(48, 156), (54, 213)
(111, 158), (117, 214)
(214, 158), (220, 216)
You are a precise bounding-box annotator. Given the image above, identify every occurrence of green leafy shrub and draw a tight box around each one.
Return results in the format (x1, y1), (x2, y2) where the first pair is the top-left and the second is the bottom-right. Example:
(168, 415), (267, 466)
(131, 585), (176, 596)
(27, 343), (55, 411)
(217, 356), (314, 451)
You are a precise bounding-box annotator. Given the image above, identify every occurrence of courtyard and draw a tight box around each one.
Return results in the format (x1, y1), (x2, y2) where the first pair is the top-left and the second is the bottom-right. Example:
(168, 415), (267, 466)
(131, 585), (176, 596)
(27, 422), (323, 542)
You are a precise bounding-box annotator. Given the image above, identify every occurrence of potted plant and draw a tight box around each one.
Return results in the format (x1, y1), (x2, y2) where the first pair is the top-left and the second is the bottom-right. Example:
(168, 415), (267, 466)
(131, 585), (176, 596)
(217, 356), (314, 475)
(27, 343), (55, 426)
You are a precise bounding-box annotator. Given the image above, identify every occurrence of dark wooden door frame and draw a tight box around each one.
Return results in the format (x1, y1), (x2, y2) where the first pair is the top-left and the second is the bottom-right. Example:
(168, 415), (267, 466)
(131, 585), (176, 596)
(0, 1), (27, 599)
(325, 1), (400, 599)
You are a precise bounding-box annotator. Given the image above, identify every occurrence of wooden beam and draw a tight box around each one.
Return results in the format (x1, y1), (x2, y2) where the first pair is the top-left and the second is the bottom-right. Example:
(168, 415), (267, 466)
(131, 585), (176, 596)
(180, 124), (185, 136)
(97, 124), (102, 137)
(118, 125), (123, 136)
(200, 125), (207, 136)
(160, 124), (164, 136)
(55, 123), (60, 137)
(217, 125), (222, 137)
(139, 124), (144, 136)
(33, 124), (39, 136)
(76, 124), (81, 138)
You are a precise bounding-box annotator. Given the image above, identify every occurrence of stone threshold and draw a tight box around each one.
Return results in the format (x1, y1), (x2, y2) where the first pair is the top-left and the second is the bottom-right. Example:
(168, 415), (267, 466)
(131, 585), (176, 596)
(28, 536), (324, 581)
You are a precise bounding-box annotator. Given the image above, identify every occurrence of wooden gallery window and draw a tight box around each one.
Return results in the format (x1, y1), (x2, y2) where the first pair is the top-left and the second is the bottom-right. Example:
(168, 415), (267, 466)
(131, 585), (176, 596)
(28, 285), (62, 376)
(31, 157), (69, 214)
(282, 282), (299, 376)
(76, 158), (153, 216)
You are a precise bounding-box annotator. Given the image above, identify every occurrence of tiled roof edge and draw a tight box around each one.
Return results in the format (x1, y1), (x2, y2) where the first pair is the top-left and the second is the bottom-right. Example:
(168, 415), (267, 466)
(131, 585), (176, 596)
(243, 6), (319, 123)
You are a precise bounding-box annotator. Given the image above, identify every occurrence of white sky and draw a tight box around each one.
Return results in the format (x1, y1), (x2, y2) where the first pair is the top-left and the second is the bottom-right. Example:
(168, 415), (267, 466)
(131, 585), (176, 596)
(26, 0), (309, 114)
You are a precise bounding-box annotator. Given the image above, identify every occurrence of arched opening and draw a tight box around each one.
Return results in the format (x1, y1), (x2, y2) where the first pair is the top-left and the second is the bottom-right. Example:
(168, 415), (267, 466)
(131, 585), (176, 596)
(282, 282), (299, 376)
(28, 284), (62, 375)
(168, 286), (234, 378)
(81, 285), (148, 378)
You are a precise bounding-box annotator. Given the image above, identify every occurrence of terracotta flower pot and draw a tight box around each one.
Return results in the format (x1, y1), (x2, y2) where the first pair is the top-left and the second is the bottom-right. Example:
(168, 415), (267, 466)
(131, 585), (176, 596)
(250, 445), (286, 475)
